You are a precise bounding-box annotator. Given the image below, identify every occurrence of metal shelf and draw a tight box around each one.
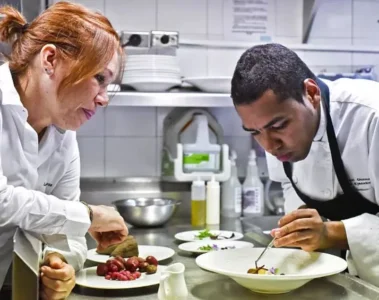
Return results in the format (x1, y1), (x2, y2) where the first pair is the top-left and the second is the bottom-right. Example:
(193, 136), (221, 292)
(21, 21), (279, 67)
(180, 39), (379, 54)
(108, 91), (233, 107)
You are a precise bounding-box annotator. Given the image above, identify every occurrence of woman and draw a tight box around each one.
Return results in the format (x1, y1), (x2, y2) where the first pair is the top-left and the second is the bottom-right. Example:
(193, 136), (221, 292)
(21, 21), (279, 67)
(0, 2), (128, 299)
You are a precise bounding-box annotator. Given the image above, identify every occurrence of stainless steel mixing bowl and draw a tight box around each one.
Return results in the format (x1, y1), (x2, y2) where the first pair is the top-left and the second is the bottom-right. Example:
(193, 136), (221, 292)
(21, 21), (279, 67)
(113, 197), (181, 227)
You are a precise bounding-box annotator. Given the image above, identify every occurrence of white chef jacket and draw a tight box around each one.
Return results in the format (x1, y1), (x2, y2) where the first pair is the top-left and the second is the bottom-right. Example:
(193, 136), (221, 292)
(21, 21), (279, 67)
(266, 78), (379, 286)
(0, 63), (91, 287)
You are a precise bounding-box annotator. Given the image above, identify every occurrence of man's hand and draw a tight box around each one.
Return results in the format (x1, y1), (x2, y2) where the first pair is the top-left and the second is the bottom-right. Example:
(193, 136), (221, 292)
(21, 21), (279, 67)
(271, 208), (349, 251)
(88, 205), (128, 249)
(40, 253), (75, 300)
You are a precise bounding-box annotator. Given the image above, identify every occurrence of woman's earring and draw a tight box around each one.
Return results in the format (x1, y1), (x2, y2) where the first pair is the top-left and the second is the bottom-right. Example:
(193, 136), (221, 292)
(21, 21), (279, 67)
(45, 68), (53, 75)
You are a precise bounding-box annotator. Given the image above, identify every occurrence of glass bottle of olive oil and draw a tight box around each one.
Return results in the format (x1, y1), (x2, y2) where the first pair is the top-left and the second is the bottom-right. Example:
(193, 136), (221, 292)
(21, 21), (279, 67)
(191, 178), (206, 226)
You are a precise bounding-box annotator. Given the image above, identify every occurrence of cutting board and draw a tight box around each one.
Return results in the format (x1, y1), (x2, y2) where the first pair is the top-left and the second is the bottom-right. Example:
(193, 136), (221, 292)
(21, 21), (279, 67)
(12, 228), (42, 300)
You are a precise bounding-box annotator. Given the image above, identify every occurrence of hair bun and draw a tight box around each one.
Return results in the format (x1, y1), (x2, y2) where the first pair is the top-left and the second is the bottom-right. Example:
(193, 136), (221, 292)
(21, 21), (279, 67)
(21, 22), (29, 33)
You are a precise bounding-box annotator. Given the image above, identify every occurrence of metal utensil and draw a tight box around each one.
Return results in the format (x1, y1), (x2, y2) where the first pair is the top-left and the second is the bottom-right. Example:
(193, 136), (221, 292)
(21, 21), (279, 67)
(254, 237), (276, 268)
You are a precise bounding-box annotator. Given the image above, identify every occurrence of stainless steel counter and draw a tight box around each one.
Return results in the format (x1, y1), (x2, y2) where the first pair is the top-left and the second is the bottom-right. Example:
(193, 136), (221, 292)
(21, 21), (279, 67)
(69, 217), (379, 300)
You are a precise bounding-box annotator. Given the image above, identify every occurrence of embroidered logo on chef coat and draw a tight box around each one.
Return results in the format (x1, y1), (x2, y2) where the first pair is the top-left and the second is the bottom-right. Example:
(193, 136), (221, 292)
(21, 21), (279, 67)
(349, 178), (371, 190)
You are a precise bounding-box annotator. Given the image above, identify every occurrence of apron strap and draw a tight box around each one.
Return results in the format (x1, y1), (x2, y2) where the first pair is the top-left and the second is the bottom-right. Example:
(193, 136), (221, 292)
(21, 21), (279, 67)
(317, 79), (354, 193)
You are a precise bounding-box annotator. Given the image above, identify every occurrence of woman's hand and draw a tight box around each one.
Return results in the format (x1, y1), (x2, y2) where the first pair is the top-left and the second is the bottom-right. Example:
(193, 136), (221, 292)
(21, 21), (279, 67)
(40, 253), (75, 300)
(88, 205), (128, 249)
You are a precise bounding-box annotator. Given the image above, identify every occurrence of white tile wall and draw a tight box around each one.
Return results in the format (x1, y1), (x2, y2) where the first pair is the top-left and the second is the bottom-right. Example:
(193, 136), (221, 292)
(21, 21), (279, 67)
(207, 48), (245, 77)
(353, 38), (379, 46)
(105, 0), (157, 31)
(353, 0), (379, 41)
(274, 37), (304, 45)
(208, 108), (249, 137)
(275, 0), (303, 38)
(306, 38), (353, 46)
(77, 137), (105, 177)
(77, 108), (105, 137)
(104, 107), (156, 137)
(64, 0), (379, 178)
(309, 0), (352, 39)
(302, 48), (352, 73)
(50, 0), (105, 12)
(105, 138), (157, 177)
(157, 0), (207, 35)
(207, 0), (223, 36)
(177, 47), (208, 78)
(223, 136), (252, 177)
(75, 0), (105, 12)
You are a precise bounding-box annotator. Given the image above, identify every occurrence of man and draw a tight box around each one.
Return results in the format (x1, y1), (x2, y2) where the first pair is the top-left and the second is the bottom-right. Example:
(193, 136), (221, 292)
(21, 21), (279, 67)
(231, 43), (379, 286)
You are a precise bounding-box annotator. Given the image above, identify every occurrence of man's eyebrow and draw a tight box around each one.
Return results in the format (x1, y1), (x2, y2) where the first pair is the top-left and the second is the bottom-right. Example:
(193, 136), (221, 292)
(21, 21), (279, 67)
(242, 125), (257, 132)
(242, 116), (286, 132)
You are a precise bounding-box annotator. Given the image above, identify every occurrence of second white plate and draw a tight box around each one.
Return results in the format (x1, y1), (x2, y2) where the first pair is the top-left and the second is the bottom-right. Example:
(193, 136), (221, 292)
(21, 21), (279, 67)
(86, 245), (175, 263)
(75, 266), (166, 289)
(179, 240), (254, 254)
(174, 230), (243, 242)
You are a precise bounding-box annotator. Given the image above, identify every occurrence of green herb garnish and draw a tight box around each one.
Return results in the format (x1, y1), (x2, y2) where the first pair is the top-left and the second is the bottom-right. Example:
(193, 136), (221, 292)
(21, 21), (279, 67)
(195, 229), (217, 240)
(198, 245), (214, 251)
(195, 229), (236, 240)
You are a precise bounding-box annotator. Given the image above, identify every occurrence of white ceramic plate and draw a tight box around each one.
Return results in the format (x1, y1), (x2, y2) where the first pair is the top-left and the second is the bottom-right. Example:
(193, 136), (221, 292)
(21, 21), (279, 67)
(122, 79), (181, 92)
(124, 66), (180, 71)
(179, 240), (254, 254)
(183, 76), (232, 93)
(174, 230), (243, 242)
(196, 247), (347, 294)
(86, 245), (175, 263)
(127, 54), (178, 60)
(75, 265), (166, 289)
(123, 73), (181, 79)
(124, 70), (180, 75)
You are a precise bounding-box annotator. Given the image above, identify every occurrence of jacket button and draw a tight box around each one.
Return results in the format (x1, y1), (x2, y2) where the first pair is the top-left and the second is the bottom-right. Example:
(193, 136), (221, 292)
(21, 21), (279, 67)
(323, 189), (332, 197)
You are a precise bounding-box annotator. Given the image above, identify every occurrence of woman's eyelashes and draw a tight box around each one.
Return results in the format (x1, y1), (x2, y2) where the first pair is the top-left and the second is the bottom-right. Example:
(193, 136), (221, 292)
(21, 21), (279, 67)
(95, 74), (106, 85)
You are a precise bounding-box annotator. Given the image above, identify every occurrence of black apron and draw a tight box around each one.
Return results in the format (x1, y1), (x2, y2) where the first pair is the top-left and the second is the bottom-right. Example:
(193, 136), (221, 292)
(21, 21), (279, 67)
(283, 79), (379, 222)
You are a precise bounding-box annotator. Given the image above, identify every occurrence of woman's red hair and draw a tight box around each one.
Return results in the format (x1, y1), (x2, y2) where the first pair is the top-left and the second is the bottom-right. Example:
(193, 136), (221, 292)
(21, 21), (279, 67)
(0, 1), (122, 93)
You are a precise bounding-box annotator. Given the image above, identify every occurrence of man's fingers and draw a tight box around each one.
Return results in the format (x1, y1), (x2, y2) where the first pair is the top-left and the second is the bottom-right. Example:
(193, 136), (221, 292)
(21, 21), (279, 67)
(98, 231), (127, 249)
(41, 276), (68, 292)
(274, 230), (312, 247)
(40, 286), (68, 300)
(275, 218), (315, 238)
(46, 255), (65, 270)
(278, 209), (317, 227)
(41, 265), (74, 281)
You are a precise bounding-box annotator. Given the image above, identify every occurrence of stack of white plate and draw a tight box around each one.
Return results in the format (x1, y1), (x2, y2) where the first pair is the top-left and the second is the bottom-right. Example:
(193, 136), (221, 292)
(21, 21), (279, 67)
(122, 54), (181, 92)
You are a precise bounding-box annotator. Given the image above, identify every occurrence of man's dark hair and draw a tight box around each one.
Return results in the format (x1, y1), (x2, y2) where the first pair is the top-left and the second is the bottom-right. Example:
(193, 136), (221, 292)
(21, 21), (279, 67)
(231, 43), (317, 105)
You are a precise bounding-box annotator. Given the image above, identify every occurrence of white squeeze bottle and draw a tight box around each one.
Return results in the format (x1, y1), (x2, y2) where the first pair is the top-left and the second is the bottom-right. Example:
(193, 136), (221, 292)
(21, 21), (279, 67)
(242, 149), (264, 217)
(206, 175), (220, 225)
(221, 150), (242, 218)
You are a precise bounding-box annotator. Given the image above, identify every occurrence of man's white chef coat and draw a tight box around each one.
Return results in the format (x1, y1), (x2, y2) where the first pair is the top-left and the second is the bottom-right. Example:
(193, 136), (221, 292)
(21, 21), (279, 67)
(267, 78), (379, 287)
(0, 63), (91, 287)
